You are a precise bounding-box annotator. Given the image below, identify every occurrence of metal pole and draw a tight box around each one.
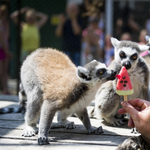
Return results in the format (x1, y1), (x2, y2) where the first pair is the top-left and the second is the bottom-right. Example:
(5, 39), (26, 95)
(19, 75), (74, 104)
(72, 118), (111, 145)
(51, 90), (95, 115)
(105, 0), (113, 35)
(17, 0), (21, 93)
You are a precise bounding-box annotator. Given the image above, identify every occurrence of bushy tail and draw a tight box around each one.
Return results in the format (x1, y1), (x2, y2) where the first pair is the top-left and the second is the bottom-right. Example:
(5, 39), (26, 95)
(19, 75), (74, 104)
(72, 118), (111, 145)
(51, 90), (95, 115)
(18, 83), (26, 114)
(0, 83), (26, 114)
(0, 107), (21, 114)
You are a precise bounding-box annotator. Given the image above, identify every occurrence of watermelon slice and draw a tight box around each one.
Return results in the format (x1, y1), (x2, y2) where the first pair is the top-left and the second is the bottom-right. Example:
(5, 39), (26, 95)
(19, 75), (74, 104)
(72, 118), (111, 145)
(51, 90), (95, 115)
(116, 66), (133, 95)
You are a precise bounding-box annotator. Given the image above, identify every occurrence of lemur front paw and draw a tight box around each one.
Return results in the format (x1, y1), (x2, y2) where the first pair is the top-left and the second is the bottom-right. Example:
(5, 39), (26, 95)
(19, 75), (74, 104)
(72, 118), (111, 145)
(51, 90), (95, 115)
(51, 121), (77, 129)
(87, 126), (103, 134)
(22, 126), (38, 137)
(38, 136), (49, 145)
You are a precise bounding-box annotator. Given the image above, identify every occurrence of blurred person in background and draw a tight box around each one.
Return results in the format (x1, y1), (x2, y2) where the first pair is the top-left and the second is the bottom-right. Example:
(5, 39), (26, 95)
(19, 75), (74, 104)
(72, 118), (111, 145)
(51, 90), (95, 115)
(145, 9), (150, 36)
(11, 7), (48, 62)
(104, 35), (114, 66)
(137, 29), (150, 68)
(84, 29), (102, 63)
(138, 29), (149, 57)
(81, 16), (103, 65)
(55, 2), (82, 66)
(115, 2), (140, 40)
(0, 4), (12, 94)
(138, 29), (147, 45)
(120, 32), (132, 41)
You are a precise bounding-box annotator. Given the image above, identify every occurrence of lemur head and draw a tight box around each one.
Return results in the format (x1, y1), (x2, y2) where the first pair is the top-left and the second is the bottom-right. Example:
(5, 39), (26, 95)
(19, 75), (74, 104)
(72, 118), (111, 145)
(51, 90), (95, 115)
(111, 37), (149, 70)
(76, 60), (116, 85)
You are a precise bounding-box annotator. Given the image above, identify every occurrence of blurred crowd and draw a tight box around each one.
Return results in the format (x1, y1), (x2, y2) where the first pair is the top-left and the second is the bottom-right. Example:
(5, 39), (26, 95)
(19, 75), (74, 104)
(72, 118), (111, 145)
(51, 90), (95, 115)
(0, 0), (150, 94)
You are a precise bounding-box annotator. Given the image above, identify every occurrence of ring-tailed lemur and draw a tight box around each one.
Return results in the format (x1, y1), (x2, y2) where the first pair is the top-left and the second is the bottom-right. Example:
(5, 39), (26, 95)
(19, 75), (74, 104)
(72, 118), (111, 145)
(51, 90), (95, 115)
(93, 37), (150, 126)
(116, 135), (150, 150)
(20, 48), (116, 145)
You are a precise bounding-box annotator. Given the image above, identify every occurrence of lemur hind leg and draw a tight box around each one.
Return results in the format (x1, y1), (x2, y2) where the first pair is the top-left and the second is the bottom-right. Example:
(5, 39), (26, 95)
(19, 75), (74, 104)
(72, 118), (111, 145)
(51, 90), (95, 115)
(76, 108), (103, 134)
(51, 109), (76, 129)
(22, 88), (42, 137)
(103, 116), (125, 127)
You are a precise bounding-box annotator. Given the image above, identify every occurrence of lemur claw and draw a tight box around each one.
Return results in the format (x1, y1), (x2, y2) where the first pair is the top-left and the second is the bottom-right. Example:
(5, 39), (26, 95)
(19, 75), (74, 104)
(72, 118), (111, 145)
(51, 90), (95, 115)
(38, 136), (49, 145)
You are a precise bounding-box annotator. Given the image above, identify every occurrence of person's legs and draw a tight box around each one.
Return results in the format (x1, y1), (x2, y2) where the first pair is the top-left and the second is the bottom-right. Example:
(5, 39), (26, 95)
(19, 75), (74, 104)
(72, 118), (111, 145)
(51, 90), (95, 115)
(63, 51), (71, 58)
(2, 58), (9, 94)
(21, 51), (28, 63)
(72, 51), (80, 66)
(63, 50), (80, 66)
(0, 60), (3, 91)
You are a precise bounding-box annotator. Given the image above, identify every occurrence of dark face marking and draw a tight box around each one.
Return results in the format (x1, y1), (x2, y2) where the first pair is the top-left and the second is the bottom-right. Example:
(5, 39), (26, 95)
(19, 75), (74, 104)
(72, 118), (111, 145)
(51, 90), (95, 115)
(96, 68), (106, 76)
(119, 51), (126, 59)
(106, 70), (117, 80)
(130, 53), (138, 61)
(122, 61), (131, 70)
(78, 72), (91, 81)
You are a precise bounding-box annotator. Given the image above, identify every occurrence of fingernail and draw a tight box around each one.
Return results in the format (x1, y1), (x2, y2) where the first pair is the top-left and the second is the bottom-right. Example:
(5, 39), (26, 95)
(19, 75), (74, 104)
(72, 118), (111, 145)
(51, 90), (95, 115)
(121, 101), (127, 106)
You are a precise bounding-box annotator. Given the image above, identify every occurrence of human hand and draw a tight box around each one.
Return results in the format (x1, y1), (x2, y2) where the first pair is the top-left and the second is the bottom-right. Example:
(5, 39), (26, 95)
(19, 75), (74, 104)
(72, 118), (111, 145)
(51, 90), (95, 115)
(20, 7), (31, 14)
(118, 99), (150, 143)
(59, 14), (66, 25)
(70, 11), (78, 20)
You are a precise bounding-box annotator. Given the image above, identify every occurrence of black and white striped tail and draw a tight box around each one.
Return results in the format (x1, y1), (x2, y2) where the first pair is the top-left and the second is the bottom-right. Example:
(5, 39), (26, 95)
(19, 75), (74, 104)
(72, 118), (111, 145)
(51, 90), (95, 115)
(0, 107), (21, 114)
(0, 83), (27, 114)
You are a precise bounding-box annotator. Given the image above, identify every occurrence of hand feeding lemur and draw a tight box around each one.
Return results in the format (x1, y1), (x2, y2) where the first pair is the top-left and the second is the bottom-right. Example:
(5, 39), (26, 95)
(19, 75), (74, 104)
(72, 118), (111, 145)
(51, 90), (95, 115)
(19, 48), (116, 145)
(93, 37), (150, 126)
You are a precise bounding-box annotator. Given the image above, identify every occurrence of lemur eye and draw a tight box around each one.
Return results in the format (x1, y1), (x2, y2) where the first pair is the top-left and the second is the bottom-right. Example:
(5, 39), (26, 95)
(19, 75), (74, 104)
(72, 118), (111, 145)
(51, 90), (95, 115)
(97, 69), (106, 75)
(119, 51), (126, 59)
(131, 54), (137, 60)
(100, 70), (103, 74)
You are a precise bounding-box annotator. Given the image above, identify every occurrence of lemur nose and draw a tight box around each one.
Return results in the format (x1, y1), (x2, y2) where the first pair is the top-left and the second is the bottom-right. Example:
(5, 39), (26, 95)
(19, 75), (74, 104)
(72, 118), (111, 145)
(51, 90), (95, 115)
(123, 61), (131, 70)
(111, 70), (117, 75)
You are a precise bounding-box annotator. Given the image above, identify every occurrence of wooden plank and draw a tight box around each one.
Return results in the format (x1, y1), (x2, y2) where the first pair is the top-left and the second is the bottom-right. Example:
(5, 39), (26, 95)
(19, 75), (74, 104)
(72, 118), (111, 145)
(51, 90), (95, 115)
(0, 138), (117, 150)
(0, 100), (139, 150)
(0, 95), (18, 102)
(0, 114), (139, 137)
(0, 101), (20, 110)
(0, 128), (127, 146)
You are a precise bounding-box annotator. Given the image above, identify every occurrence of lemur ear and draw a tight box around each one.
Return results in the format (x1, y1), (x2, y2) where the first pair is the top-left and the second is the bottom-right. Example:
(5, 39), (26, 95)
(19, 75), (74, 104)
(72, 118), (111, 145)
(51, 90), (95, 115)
(138, 45), (149, 51)
(77, 66), (91, 81)
(111, 37), (120, 48)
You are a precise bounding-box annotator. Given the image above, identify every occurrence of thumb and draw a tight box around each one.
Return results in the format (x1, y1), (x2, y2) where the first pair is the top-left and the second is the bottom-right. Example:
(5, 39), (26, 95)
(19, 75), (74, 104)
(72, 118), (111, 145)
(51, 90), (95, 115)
(121, 102), (138, 119)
